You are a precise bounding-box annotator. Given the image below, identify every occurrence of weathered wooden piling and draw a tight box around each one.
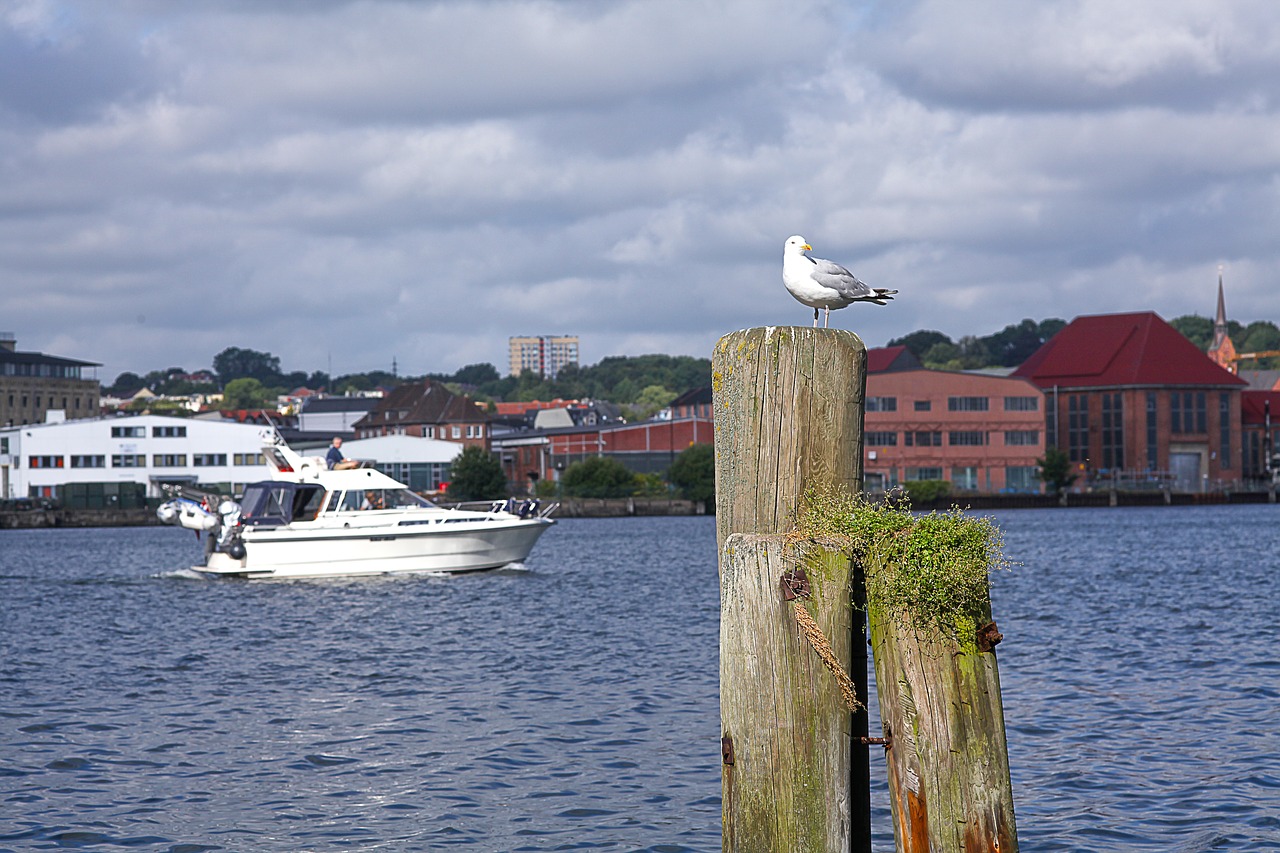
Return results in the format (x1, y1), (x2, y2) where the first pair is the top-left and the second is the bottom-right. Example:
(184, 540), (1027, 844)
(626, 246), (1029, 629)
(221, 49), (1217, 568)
(861, 522), (1018, 852)
(713, 326), (869, 851)
(713, 325), (1018, 852)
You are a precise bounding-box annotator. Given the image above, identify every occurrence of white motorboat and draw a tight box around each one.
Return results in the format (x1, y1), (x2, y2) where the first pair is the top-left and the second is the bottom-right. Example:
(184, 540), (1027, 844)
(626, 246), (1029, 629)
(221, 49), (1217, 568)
(157, 438), (555, 579)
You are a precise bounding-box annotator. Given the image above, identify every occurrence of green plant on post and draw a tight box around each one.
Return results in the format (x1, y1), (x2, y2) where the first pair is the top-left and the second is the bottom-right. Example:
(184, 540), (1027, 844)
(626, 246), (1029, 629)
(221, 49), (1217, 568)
(795, 489), (1008, 640)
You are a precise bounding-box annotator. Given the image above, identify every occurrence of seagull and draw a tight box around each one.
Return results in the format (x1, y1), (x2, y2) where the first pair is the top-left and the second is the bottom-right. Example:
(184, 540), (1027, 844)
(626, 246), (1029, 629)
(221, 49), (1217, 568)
(782, 235), (896, 327)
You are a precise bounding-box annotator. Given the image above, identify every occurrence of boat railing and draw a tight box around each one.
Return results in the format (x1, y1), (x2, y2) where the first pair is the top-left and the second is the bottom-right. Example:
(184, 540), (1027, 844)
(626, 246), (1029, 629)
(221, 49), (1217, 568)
(448, 498), (558, 519)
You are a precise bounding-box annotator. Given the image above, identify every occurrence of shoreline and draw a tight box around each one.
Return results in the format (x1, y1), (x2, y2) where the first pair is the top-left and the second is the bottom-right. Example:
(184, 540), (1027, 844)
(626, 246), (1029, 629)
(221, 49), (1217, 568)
(2, 490), (1276, 529)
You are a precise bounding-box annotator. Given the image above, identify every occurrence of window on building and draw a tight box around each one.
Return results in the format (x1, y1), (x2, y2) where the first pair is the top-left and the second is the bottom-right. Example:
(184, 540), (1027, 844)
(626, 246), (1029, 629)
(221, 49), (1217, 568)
(112, 454), (146, 467)
(1219, 393), (1231, 468)
(904, 467), (943, 481)
(1005, 466), (1040, 492)
(153, 425), (187, 438)
(451, 426), (462, 439)
(865, 431), (898, 446)
(1045, 393), (1058, 447)
(193, 454), (228, 467)
(904, 431), (943, 447)
(234, 453), (265, 466)
(111, 425), (146, 438)
(153, 454), (187, 467)
(866, 396), (897, 412)
(71, 455), (106, 468)
(951, 466), (979, 490)
(1067, 394), (1089, 462)
(1101, 393), (1124, 470)
(1004, 396), (1039, 411)
(949, 431), (987, 446)
(0, 437), (7, 454)
(1146, 392), (1158, 470)
(948, 396), (989, 412)
(28, 455), (64, 468)
(1004, 430), (1039, 446)
(1171, 391), (1207, 434)
(913, 400), (931, 412)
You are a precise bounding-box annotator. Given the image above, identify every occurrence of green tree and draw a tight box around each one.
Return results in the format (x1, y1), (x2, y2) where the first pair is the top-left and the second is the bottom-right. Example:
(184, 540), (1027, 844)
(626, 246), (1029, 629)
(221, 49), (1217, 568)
(668, 443), (715, 504)
(446, 445), (508, 501)
(220, 377), (271, 409)
(213, 347), (283, 386)
(887, 330), (953, 358)
(452, 363), (501, 386)
(561, 456), (637, 498)
(109, 371), (144, 395)
(630, 384), (677, 420)
(1169, 315), (1215, 350)
(1037, 446), (1077, 494)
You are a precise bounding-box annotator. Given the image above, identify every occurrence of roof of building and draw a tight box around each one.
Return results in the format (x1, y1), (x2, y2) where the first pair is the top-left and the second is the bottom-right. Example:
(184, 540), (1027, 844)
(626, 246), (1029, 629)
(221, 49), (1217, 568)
(300, 396), (380, 414)
(492, 399), (579, 416)
(0, 347), (100, 368)
(355, 379), (486, 429)
(1237, 369), (1280, 391)
(1241, 390), (1280, 425)
(1012, 311), (1247, 390)
(866, 346), (922, 374)
(670, 386), (712, 406)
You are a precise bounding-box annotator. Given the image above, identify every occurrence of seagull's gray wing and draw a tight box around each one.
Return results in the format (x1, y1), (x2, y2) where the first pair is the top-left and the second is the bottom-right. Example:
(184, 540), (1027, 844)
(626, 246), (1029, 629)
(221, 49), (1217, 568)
(808, 256), (873, 298)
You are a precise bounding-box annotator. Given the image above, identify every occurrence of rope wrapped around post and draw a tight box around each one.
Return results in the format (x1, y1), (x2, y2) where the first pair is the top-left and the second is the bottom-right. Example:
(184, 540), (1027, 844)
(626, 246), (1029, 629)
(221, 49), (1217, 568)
(782, 566), (862, 712)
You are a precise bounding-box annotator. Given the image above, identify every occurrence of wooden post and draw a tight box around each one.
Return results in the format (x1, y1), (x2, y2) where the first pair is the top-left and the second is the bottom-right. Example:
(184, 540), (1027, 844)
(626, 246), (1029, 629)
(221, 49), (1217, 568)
(713, 327), (869, 851)
(866, 557), (1019, 852)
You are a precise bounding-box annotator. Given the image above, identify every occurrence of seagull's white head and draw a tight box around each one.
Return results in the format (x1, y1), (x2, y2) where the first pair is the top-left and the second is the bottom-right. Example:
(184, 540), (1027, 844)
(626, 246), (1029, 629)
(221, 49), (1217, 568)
(784, 235), (812, 255)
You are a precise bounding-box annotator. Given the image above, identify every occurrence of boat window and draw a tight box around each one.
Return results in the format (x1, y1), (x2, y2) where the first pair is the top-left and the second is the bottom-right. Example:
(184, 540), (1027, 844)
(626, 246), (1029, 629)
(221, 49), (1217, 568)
(292, 485), (326, 520)
(335, 490), (364, 512)
(385, 488), (437, 509)
(240, 484), (294, 524)
(324, 491), (342, 513)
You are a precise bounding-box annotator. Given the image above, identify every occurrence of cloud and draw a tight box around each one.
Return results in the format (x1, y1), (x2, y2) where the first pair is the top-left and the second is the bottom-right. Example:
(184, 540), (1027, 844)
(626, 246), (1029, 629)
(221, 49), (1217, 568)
(1, 0), (1278, 386)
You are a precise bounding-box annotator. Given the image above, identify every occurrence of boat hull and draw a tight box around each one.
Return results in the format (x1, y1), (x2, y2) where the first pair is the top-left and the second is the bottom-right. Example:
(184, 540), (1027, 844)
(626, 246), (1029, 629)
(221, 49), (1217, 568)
(199, 517), (553, 579)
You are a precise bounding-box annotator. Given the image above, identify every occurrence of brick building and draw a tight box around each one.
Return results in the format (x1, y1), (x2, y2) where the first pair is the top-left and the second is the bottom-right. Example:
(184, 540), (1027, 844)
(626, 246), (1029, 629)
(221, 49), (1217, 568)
(353, 379), (490, 448)
(1013, 311), (1247, 491)
(862, 347), (1045, 493)
(1, 334), (100, 427)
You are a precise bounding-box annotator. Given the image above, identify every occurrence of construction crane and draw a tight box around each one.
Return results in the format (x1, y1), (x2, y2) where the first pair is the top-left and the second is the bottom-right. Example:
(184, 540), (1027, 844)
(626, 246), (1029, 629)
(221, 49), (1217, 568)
(1227, 350), (1280, 374)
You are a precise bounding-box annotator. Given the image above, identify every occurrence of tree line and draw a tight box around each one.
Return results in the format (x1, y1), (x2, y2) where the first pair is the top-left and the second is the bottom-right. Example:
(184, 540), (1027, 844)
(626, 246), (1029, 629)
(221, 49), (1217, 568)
(107, 312), (1280, 411)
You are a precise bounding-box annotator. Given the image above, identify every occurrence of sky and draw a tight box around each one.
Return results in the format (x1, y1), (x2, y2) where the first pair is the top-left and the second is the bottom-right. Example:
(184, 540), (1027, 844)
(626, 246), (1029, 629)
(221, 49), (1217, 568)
(3, 0), (1279, 386)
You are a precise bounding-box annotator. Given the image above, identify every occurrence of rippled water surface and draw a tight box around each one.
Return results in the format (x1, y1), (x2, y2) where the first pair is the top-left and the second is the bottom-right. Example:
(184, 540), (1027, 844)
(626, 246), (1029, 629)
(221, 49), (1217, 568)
(2, 507), (1278, 851)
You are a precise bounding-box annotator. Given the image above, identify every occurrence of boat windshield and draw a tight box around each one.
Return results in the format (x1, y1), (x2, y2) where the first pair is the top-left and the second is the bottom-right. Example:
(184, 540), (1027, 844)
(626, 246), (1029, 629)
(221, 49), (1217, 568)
(240, 482), (326, 524)
(324, 488), (439, 513)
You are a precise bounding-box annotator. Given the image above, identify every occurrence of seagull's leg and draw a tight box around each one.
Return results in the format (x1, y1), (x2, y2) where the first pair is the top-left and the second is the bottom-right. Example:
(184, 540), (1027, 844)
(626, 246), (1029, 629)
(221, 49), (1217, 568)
(823, 308), (830, 328)
(812, 308), (819, 328)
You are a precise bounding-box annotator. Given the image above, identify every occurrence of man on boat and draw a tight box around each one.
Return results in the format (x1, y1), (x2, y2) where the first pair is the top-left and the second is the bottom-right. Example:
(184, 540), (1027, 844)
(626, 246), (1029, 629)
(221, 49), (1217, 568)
(326, 437), (360, 470)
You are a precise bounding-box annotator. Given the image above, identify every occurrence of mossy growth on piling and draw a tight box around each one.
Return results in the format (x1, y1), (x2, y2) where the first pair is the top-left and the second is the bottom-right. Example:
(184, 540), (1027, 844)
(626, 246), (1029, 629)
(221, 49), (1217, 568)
(794, 489), (1009, 642)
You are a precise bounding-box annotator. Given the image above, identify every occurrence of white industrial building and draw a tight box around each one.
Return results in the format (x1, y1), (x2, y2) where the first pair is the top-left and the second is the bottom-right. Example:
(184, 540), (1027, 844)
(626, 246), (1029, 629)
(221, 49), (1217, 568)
(0, 416), (465, 500)
(335, 434), (462, 493)
(0, 415), (270, 500)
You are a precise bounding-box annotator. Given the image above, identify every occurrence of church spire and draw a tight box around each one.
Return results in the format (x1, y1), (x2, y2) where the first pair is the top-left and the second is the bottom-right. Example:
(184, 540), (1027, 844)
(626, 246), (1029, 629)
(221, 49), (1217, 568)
(1208, 265), (1237, 372)
(1214, 265), (1227, 338)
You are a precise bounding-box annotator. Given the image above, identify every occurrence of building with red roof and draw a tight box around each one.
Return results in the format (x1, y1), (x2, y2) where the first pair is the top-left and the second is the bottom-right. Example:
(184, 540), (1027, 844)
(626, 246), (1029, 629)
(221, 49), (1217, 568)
(1241, 391), (1280, 482)
(1013, 311), (1247, 491)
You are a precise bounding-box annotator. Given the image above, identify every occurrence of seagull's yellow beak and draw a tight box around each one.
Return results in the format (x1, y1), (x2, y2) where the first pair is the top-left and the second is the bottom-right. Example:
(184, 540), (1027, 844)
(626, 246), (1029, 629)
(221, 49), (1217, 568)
(802, 243), (812, 251)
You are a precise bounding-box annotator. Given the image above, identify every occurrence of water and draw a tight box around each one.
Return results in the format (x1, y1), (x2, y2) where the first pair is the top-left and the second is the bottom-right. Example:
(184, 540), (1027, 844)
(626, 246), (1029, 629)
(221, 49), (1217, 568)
(1, 507), (1277, 851)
